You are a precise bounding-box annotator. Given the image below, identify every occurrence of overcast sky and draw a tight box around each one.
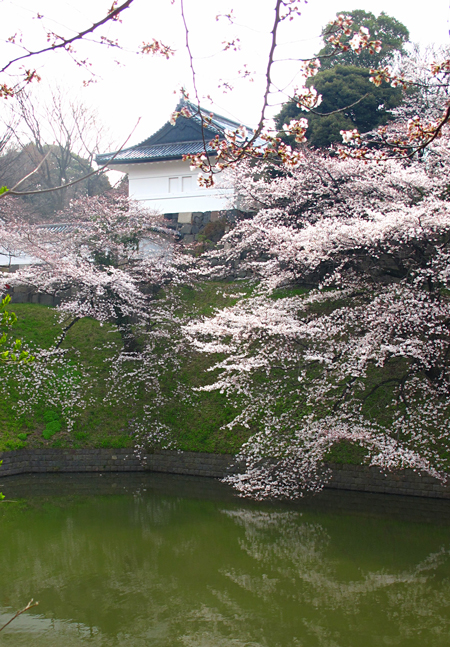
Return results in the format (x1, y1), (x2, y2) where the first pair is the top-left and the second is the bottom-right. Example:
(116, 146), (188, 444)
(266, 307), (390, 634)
(1, 0), (449, 151)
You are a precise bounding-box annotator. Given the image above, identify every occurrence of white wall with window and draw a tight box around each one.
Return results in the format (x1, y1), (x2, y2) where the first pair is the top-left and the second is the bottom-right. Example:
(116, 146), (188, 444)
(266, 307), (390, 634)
(113, 159), (233, 214)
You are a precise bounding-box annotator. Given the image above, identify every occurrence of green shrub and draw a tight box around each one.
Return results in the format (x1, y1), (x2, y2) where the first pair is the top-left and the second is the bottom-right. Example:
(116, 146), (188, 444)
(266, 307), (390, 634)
(42, 411), (62, 439)
(43, 410), (59, 423)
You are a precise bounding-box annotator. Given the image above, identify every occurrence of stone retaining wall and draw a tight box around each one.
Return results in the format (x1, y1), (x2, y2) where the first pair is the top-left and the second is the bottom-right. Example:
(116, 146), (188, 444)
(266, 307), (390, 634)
(9, 284), (74, 306)
(326, 463), (450, 499)
(0, 448), (235, 479)
(0, 448), (449, 499)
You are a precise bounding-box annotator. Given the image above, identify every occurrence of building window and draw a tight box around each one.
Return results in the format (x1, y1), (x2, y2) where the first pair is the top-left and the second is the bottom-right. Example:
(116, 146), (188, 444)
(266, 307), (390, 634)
(182, 176), (192, 193)
(169, 177), (179, 193)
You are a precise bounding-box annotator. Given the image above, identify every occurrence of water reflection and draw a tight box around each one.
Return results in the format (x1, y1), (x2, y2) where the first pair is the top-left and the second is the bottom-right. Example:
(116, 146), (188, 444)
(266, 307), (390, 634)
(221, 508), (450, 644)
(0, 473), (449, 646)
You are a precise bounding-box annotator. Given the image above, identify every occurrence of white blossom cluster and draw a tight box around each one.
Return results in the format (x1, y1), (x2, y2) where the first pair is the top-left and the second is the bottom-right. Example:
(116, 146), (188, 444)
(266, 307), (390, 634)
(0, 194), (186, 433)
(185, 136), (450, 498)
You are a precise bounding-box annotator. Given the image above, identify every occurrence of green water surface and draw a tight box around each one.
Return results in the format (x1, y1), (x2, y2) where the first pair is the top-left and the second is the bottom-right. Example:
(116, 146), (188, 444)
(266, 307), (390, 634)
(0, 473), (449, 646)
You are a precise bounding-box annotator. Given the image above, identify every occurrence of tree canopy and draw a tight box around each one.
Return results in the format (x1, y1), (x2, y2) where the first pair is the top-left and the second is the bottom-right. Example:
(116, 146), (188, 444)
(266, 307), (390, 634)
(318, 9), (410, 70)
(274, 10), (409, 149)
(1, 0), (450, 503)
(275, 65), (403, 148)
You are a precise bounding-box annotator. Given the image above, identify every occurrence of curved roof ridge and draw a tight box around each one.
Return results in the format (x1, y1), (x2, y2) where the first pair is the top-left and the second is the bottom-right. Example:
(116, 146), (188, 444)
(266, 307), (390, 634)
(96, 98), (262, 166)
(135, 99), (246, 149)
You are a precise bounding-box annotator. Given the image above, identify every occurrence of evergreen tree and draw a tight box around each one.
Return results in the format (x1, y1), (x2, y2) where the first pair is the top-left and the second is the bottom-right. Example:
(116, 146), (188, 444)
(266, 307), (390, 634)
(318, 9), (409, 70)
(275, 66), (403, 148)
(275, 10), (409, 148)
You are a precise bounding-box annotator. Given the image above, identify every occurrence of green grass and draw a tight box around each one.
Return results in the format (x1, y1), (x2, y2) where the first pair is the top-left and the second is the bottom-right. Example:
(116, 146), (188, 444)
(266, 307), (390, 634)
(1, 284), (446, 470)
(0, 284), (254, 454)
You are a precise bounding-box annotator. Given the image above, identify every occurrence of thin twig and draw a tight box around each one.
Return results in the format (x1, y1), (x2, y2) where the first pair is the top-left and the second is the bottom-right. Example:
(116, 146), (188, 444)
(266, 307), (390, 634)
(0, 600), (38, 633)
(8, 150), (52, 192)
(308, 93), (370, 117)
(180, 0), (211, 170)
(3, 118), (141, 198)
(0, 1), (135, 75)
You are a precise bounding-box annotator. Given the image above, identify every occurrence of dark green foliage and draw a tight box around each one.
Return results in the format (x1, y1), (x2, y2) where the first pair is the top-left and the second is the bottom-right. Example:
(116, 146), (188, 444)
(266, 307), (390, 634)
(42, 411), (62, 440)
(275, 10), (409, 148)
(276, 66), (403, 148)
(318, 10), (410, 70)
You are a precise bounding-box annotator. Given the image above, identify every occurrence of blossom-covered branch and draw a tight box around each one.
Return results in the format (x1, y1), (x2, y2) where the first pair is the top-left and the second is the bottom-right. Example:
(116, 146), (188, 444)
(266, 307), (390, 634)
(183, 133), (450, 498)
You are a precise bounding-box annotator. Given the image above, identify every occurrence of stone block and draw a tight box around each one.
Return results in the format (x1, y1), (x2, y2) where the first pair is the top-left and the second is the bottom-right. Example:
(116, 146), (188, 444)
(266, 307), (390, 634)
(11, 292), (28, 303)
(39, 294), (54, 306)
(210, 211), (221, 222)
(183, 235), (195, 244)
(179, 224), (193, 235)
(178, 212), (192, 224)
(13, 285), (29, 294)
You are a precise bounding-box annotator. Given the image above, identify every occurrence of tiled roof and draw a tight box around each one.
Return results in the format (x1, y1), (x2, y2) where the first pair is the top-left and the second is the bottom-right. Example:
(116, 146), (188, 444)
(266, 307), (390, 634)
(37, 223), (73, 233)
(96, 99), (262, 166)
(96, 140), (217, 165)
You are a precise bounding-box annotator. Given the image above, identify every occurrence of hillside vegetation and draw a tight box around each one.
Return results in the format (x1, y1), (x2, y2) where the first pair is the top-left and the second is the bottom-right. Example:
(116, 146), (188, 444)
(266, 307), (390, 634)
(0, 281), (434, 471)
(0, 284), (252, 454)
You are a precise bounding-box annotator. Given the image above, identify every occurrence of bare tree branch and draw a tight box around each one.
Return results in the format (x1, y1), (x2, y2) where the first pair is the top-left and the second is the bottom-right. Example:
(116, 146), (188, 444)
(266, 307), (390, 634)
(0, 1), (135, 76)
(0, 600), (38, 633)
(2, 118), (140, 199)
(8, 149), (52, 192)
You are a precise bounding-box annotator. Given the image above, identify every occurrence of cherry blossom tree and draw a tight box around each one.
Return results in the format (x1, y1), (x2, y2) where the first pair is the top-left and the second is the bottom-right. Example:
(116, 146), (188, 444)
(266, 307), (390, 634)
(338, 45), (450, 158)
(1, 1), (450, 503)
(1, 193), (180, 345)
(0, 1), (174, 98)
(177, 6), (449, 176)
(183, 132), (450, 498)
(0, 1), (446, 181)
(0, 192), (187, 430)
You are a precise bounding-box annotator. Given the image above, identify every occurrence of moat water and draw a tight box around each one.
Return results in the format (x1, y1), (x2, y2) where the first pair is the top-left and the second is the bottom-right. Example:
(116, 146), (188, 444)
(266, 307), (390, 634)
(0, 472), (449, 646)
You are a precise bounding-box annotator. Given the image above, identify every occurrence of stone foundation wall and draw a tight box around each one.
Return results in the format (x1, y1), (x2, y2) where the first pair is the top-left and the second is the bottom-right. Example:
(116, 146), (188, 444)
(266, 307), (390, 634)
(0, 448), (449, 499)
(8, 284), (72, 306)
(0, 448), (235, 479)
(326, 463), (450, 499)
(164, 209), (239, 244)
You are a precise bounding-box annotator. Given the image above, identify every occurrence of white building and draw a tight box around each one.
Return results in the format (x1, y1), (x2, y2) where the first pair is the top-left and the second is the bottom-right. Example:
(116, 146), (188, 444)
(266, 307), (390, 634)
(97, 100), (252, 212)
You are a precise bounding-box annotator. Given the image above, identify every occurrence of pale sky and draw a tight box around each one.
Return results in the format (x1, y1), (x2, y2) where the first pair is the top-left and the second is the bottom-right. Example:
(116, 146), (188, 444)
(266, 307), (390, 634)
(1, 0), (449, 151)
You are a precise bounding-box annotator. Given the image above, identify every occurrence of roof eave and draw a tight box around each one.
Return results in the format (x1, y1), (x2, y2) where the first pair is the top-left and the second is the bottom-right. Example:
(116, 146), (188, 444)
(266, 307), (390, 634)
(96, 152), (217, 165)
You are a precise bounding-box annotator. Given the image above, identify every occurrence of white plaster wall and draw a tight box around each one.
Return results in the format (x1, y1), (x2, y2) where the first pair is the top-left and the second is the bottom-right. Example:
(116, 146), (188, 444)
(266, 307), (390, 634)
(113, 160), (233, 213)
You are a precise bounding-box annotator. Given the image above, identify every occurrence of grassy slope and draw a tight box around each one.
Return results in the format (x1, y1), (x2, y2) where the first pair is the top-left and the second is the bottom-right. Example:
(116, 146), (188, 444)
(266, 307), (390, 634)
(0, 283), (253, 454)
(0, 282), (438, 467)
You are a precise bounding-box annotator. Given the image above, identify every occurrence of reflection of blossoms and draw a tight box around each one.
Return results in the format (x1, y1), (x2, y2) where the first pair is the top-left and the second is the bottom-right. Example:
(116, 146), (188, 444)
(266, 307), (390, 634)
(1, 490), (449, 646)
(221, 507), (450, 635)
